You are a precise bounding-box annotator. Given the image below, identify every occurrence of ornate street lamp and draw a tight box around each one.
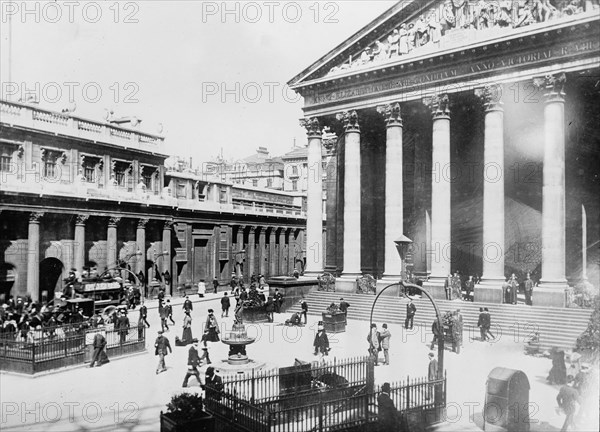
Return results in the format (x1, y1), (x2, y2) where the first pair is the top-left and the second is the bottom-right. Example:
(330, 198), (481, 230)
(368, 235), (445, 405)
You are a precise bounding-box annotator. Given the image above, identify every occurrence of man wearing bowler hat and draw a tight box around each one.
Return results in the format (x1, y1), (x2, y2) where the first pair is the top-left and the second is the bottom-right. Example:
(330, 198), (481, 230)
(182, 338), (202, 387)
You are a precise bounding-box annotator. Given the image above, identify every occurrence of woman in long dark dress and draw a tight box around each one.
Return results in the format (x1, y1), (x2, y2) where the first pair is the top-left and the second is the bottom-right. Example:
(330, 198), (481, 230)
(181, 310), (193, 345)
(547, 349), (567, 384)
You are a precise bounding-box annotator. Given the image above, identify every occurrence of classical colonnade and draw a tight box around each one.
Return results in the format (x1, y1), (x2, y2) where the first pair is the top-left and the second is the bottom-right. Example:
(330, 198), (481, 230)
(301, 73), (569, 305)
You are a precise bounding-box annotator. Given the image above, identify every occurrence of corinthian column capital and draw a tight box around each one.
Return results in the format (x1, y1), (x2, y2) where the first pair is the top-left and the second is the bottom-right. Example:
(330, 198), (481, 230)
(533, 73), (566, 102)
(29, 212), (44, 223)
(377, 103), (403, 127)
(475, 84), (504, 111)
(336, 110), (360, 133)
(423, 94), (450, 119)
(299, 117), (322, 138)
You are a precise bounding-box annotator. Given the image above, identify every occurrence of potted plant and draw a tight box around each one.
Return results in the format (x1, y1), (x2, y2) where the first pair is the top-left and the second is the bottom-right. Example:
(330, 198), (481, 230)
(160, 392), (214, 432)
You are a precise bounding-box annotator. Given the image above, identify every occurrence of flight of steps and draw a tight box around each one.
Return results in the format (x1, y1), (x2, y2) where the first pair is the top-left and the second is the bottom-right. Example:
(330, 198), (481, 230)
(288, 291), (593, 351)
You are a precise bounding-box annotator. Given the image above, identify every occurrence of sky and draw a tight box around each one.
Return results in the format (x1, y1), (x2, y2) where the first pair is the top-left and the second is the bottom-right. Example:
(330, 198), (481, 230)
(0, 0), (397, 165)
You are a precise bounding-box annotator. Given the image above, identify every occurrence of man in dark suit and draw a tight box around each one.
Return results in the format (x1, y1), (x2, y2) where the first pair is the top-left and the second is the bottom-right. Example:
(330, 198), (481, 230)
(89, 329), (108, 367)
(116, 309), (129, 344)
(477, 307), (487, 341)
(203, 366), (223, 401)
(154, 330), (172, 374)
(182, 339), (202, 387)
(405, 299), (416, 329)
(524, 272), (534, 306)
(377, 382), (398, 431)
(221, 292), (230, 318)
(427, 352), (438, 401)
(183, 296), (193, 313)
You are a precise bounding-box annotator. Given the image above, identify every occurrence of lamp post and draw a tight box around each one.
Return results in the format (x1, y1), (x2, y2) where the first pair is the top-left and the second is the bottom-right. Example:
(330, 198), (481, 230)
(368, 236), (445, 406)
(233, 249), (246, 280)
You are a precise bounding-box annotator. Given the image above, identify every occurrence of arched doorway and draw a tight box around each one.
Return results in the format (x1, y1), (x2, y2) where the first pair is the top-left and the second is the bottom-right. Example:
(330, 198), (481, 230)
(39, 258), (64, 302)
(0, 263), (16, 302)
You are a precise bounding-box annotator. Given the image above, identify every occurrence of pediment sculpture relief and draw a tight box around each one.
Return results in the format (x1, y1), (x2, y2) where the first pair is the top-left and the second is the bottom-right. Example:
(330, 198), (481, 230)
(327, 0), (592, 77)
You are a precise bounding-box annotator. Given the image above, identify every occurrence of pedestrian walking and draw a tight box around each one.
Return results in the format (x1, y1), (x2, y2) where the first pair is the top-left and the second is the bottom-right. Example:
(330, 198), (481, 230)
(556, 377), (579, 431)
(380, 323), (391, 365)
(138, 304), (150, 328)
(477, 307), (487, 341)
(404, 298), (416, 330)
(154, 330), (172, 374)
(182, 338), (202, 388)
(221, 293), (231, 318)
(300, 300), (308, 324)
(165, 299), (175, 325)
(377, 382), (398, 431)
(89, 327), (108, 367)
(203, 309), (220, 342)
(444, 274), (452, 300)
(451, 313), (461, 354)
(181, 310), (193, 345)
(313, 323), (330, 358)
(160, 303), (169, 333)
(183, 296), (193, 313)
(213, 277), (219, 294)
(427, 352), (438, 400)
(548, 349), (568, 385)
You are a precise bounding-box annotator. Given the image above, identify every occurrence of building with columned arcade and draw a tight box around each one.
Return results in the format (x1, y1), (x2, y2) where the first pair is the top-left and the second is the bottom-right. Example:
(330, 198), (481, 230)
(289, 0), (599, 307)
(0, 99), (307, 302)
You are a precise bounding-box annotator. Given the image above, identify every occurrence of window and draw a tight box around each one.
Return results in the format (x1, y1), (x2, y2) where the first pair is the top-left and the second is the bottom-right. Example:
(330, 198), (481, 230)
(219, 187), (228, 203)
(143, 172), (152, 190)
(252, 179), (258, 187)
(83, 165), (95, 183)
(177, 182), (186, 198)
(291, 180), (297, 191)
(0, 155), (11, 172)
(43, 159), (57, 178)
(266, 178), (273, 188)
(292, 165), (298, 176)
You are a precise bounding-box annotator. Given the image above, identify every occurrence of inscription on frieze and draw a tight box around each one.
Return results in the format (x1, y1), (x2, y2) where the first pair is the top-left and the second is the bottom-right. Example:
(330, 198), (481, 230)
(305, 38), (599, 107)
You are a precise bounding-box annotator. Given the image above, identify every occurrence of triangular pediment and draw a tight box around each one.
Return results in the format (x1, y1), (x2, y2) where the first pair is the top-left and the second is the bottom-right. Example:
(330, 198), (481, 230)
(289, 0), (597, 89)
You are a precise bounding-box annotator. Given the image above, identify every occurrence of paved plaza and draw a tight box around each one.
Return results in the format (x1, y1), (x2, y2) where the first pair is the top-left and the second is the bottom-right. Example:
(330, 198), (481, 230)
(1, 294), (598, 432)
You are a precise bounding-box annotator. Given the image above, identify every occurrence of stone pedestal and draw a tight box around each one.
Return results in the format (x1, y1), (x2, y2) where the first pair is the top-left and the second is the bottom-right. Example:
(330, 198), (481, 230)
(267, 276), (318, 312)
(533, 285), (567, 308)
(422, 281), (447, 301)
(474, 283), (503, 303)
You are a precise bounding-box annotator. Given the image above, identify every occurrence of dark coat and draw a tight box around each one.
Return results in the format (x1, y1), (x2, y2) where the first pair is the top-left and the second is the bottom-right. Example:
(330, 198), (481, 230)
(188, 345), (201, 368)
(154, 335), (172, 356)
(406, 302), (416, 317)
(313, 330), (329, 353)
(93, 333), (106, 349)
(377, 392), (398, 430)
(221, 296), (231, 309)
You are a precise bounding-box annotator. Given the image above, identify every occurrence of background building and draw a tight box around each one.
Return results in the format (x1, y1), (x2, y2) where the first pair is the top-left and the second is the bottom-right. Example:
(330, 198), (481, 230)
(0, 100), (307, 301)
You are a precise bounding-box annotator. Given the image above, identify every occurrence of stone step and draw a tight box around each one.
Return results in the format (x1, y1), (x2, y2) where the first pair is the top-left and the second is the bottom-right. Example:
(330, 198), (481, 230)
(288, 292), (592, 350)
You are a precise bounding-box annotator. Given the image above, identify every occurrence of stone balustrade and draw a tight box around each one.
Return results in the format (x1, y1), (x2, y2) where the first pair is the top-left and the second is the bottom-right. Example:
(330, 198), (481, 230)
(0, 100), (166, 156)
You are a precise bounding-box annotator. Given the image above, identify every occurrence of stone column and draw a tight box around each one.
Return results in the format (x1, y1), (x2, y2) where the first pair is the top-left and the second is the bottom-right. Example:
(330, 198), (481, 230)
(235, 225), (245, 279)
(247, 226), (256, 279)
(475, 85), (506, 302)
(300, 117), (324, 276)
(26, 212), (44, 301)
(337, 111), (362, 278)
(107, 217), (121, 270)
(377, 103), (404, 280)
(74, 214), (89, 276)
(535, 73), (568, 307)
(278, 228), (287, 275)
(136, 218), (148, 274)
(268, 228), (277, 277)
(288, 228), (296, 275)
(258, 227), (266, 276)
(162, 220), (173, 294)
(424, 94), (451, 295)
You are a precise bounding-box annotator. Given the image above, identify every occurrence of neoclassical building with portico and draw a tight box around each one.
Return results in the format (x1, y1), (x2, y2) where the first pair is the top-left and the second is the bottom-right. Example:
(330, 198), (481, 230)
(290, 0), (599, 306)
